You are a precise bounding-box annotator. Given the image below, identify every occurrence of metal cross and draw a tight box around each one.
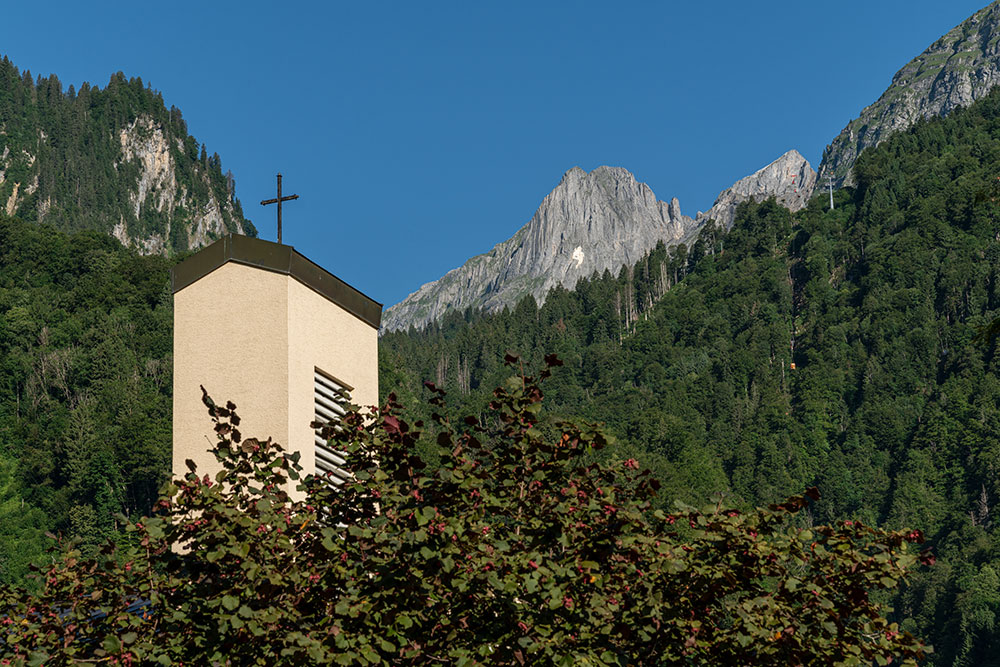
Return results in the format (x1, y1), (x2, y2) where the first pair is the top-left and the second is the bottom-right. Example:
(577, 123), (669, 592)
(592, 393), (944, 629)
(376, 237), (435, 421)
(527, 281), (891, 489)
(260, 173), (299, 244)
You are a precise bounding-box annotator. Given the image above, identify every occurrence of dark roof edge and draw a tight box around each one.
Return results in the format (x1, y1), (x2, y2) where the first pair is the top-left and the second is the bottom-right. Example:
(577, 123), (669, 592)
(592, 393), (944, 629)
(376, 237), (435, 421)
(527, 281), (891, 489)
(170, 235), (383, 329)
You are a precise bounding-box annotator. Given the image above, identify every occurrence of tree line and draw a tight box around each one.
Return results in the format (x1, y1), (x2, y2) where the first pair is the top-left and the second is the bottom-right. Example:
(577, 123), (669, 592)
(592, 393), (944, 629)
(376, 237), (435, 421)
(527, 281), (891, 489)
(0, 360), (931, 664)
(380, 88), (1000, 664)
(7, 59), (1000, 665)
(0, 56), (254, 251)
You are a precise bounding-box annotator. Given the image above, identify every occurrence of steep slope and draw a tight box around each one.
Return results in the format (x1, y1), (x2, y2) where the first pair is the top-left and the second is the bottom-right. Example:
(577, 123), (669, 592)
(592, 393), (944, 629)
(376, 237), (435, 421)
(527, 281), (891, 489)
(381, 166), (696, 332)
(381, 88), (1000, 664)
(384, 151), (817, 333)
(698, 149), (816, 229)
(819, 1), (1000, 186)
(0, 58), (254, 254)
(0, 218), (174, 583)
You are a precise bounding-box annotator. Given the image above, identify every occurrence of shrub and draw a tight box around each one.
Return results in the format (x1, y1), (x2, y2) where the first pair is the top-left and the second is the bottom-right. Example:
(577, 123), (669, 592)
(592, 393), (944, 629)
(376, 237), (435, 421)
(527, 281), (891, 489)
(0, 355), (931, 665)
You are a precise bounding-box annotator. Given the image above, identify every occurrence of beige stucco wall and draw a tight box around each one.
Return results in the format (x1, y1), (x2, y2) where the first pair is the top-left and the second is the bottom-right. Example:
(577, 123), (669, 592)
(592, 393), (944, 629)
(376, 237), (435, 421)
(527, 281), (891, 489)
(173, 262), (291, 482)
(287, 277), (379, 477)
(173, 260), (379, 488)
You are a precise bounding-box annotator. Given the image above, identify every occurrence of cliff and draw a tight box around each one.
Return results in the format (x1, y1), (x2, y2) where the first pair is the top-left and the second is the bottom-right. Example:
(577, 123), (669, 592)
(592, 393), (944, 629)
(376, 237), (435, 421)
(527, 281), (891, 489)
(383, 150), (816, 333)
(698, 150), (816, 230)
(819, 1), (1000, 186)
(0, 61), (254, 253)
(381, 166), (696, 332)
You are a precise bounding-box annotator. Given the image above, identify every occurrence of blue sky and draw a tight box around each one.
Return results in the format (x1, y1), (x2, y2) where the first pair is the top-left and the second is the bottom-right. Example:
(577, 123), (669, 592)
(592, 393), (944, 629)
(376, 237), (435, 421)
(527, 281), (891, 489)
(0, 1), (992, 307)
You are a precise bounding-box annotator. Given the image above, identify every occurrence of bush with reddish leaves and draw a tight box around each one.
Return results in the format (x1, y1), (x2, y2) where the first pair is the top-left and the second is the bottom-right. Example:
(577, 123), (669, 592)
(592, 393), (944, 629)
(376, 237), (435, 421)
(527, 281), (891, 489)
(0, 355), (931, 665)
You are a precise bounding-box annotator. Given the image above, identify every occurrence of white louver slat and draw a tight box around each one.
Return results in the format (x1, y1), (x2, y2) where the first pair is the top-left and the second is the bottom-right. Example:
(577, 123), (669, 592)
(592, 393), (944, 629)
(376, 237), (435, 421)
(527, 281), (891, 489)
(314, 435), (347, 466)
(314, 369), (352, 485)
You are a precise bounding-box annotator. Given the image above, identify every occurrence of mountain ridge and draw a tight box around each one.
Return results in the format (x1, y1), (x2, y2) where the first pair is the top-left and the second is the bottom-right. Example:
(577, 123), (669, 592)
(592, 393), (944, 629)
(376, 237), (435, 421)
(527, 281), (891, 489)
(383, 150), (816, 333)
(381, 165), (696, 332)
(0, 59), (254, 254)
(698, 149), (816, 230)
(819, 1), (1000, 185)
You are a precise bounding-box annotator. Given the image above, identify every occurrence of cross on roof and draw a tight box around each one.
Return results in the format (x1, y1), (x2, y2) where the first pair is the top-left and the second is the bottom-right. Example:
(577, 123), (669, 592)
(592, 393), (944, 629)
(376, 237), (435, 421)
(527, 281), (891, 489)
(260, 173), (299, 244)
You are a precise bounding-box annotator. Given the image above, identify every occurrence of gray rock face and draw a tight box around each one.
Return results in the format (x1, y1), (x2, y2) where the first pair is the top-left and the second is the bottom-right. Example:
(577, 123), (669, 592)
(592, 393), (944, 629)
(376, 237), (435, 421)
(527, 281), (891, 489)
(381, 166), (696, 332)
(384, 150), (821, 333)
(697, 150), (816, 230)
(109, 116), (251, 254)
(0, 112), (252, 256)
(820, 2), (1000, 186)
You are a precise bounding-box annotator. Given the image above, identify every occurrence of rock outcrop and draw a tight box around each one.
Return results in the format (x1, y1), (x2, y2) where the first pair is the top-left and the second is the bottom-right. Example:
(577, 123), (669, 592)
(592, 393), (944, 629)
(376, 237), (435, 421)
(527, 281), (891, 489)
(0, 63), (254, 254)
(820, 1), (1000, 186)
(110, 116), (248, 254)
(697, 150), (816, 229)
(384, 150), (820, 333)
(381, 166), (696, 332)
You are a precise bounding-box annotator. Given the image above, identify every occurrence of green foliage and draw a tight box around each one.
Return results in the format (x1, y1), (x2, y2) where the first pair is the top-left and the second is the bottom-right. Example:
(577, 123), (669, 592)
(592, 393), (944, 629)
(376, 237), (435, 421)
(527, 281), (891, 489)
(0, 217), (174, 583)
(0, 358), (930, 664)
(0, 456), (45, 585)
(0, 57), (255, 251)
(380, 87), (1000, 663)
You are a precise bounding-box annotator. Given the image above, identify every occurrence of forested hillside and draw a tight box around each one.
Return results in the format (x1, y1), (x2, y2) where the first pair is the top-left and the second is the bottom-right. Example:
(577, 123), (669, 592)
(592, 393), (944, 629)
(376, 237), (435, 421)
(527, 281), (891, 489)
(0, 57), (254, 253)
(380, 89), (1000, 664)
(0, 219), (173, 585)
(6, 50), (1000, 665)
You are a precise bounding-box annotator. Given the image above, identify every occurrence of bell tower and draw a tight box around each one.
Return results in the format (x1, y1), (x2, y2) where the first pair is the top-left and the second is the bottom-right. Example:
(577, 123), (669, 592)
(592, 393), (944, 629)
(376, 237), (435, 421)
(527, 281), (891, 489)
(170, 234), (381, 484)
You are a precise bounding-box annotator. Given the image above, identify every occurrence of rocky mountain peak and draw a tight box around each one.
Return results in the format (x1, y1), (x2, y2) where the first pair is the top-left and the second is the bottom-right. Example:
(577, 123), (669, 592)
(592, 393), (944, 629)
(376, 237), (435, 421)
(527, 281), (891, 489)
(560, 165), (588, 184)
(380, 166), (697, 332)
(668, 197), (683, 221)
(699, 150), (817, 229)
(382, 149), (822, 333)
(819, 1), (1000, 186)
(0, 63), (254, 254)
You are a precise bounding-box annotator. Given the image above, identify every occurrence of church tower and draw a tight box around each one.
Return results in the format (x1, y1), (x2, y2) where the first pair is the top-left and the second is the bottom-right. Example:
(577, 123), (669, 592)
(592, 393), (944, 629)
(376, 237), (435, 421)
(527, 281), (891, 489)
(170, 234), (382, 485)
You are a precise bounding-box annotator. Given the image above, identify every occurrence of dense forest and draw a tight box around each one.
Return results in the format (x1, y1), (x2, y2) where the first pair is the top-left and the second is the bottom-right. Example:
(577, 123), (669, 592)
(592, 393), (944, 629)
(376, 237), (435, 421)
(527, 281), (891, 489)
(0, 57), (254, 252)
(380, 88), (1000, 664)
(6, 63), (1000, 665)
(0, 371), (932, 665)
(0, 219), (174, 585)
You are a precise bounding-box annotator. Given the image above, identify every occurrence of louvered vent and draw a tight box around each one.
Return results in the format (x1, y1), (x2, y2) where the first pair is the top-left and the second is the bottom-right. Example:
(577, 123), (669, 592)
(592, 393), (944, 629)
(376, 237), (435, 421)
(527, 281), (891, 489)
(314, 368), (352, 485)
